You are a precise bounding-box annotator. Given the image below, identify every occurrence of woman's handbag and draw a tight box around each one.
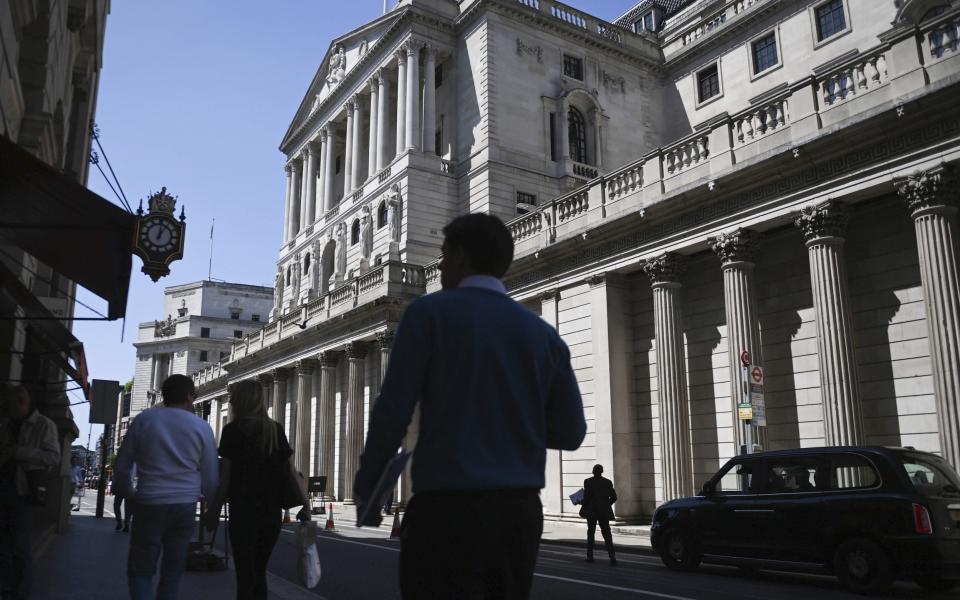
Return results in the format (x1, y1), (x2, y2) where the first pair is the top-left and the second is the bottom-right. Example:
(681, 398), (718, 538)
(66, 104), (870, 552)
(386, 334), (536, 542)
(280, 465), (307, 509)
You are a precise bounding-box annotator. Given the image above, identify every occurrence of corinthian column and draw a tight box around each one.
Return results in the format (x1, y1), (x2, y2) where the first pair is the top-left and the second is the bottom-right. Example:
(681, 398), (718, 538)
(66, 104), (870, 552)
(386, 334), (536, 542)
(304, 145), (317, 225)
(395, 51), (407, 156)
(351, 95), (364, 190)
(642, 253), (693, 502)
(299, 151), (310, 227)
(271, 368), (288, 434)
(344, 101), (355, 195)
(316, 352), (339, 499)
(295, 359), (315, 475)
(323, 125), (336, 211)
(291, 161), (303, 236)
(368, 77), (379, 175)
(405, 40), (421, 151)
(343, 342), (366, 503)
(315, 134), (327, 220)
(376, 70), (388, 171)
(795, 201), (864, 447)
(256, 372), (273, 419)
(422, 46), (437, 155)
(896, 165), (960, 469)
(283, 164), (293, 243)
(710, 229), (766, 453)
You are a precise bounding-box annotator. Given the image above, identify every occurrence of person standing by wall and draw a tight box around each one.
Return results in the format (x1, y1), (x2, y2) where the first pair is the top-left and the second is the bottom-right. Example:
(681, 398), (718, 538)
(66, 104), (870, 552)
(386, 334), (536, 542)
(581, 464), (617, 566)
(0, 386), (60, 599)
(203, 379), (309, 600)
(114, 375), (219, 600)
(355, 214), (586, 599)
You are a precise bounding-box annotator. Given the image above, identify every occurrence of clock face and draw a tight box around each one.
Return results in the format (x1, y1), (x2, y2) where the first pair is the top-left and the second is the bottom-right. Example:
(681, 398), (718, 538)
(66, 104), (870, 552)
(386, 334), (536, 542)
(139, 217), (180, 253)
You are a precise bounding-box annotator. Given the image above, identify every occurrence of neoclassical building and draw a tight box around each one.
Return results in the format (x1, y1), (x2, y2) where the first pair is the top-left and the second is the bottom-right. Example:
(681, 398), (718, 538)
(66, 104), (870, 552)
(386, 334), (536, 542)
(194, 0), (960, 522)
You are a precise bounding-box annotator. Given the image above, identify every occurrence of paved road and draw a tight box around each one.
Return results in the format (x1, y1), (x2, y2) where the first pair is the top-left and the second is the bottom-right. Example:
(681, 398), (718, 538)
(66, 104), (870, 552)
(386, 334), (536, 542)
(239, 521), (956, 600)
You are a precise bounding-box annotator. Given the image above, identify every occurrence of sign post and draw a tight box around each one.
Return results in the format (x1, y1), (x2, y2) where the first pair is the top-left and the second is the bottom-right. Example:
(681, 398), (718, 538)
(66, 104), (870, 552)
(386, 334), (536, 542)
(737, 352), (765, 456)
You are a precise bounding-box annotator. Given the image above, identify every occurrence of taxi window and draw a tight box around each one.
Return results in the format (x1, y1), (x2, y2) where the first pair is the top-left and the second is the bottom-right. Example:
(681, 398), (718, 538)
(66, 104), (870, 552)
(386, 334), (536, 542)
(763, 456), (826, 493)
(715, 460), (762, 494)
(901, 454), (960, 498)
(829, 453), (880, 490)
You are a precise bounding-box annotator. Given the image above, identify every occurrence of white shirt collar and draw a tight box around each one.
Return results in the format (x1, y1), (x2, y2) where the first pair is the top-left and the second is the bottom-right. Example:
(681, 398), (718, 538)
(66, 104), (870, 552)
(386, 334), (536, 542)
(458, 275), (507, 295)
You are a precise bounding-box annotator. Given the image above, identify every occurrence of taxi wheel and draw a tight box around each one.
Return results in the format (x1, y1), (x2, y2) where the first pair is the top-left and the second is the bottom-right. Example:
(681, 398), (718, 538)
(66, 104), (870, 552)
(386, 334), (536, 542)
(658, 528), (702, 572)
(833, 538), (894, 595)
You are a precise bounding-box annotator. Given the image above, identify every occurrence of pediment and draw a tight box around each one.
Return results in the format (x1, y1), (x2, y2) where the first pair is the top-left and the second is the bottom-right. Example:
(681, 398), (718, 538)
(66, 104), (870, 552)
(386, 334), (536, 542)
(281, 11), (406, 151)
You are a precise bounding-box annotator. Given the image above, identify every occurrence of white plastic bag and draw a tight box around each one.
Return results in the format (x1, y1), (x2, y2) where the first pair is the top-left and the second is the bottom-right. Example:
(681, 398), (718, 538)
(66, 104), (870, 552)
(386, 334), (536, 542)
(296, 521), (322, 589)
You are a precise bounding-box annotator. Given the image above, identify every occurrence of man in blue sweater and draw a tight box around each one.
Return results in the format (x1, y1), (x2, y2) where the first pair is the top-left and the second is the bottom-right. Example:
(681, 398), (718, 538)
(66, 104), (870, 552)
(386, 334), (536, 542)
(114, 374), (218, 600)
(355, 213), (586, 599)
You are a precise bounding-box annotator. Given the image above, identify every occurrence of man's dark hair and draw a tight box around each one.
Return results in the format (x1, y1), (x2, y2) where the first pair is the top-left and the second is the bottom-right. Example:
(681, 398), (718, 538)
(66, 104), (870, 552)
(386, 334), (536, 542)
(442, 213), (514, 278)
(161, 374), (195, 405)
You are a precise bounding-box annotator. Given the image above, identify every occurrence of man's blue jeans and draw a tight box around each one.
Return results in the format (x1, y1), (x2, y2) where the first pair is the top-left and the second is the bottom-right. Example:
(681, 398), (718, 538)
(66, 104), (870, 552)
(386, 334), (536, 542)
(127, 502), (196, 600)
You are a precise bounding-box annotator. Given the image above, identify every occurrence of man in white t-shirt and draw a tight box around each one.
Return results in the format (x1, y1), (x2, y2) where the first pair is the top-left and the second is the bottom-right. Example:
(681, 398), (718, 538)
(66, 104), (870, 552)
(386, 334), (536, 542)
(114, 375), (219, 600)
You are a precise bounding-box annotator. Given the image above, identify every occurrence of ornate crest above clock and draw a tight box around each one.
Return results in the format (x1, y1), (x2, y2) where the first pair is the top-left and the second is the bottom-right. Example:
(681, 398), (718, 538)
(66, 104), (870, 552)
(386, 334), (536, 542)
(133, 187), (186, 282)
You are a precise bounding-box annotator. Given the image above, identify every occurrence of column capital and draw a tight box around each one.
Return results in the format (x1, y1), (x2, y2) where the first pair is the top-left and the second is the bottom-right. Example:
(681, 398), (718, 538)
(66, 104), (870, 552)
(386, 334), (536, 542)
(345, 341), (367, 359)
(376, 330), (394, 350)
(895, 163), (959, 216)
(284, 163), (293, 174)
(642, 253), (684, 286)
(403, 38), (423, 56)
(423, 43), (439, 58)
(291, 160), (303, 173)
(344, 98), (356, 112)
(794, 200), (849, 243)
(318, 351), (341, 368)
(586, 273), (626, 288)
(270, 367), (289, 381)
(350, 94), (363, 109)
(318, 127), (329, 141)
(306, 141), (319, 156)
(539, 288), (561, 303)
(296, 358), (317, 375)
(369, 73), (382, 90)
(256, 372), (274, 385)
(710, 229), (757, 266)
(395, 49), (407, 65)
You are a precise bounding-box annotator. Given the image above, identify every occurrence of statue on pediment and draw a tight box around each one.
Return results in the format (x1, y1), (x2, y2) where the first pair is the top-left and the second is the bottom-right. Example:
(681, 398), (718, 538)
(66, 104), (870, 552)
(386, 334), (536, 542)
(327, 45), (346, 86)
(387, 184), (402, 260)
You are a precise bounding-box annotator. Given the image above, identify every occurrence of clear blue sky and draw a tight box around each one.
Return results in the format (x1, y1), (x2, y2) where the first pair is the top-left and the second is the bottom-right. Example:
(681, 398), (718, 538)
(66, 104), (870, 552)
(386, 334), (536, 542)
(71, 0), (634, 448)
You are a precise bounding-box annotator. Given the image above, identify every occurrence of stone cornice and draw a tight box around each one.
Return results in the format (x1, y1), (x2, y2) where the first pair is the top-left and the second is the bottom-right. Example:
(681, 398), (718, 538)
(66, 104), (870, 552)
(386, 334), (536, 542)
(895, 163), (959, 215)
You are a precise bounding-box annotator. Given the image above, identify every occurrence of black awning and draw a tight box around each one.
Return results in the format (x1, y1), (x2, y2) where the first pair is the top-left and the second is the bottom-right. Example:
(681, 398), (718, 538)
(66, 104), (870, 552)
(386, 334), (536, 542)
(0, 261), (90, 399)
(0, 135), (134, 319)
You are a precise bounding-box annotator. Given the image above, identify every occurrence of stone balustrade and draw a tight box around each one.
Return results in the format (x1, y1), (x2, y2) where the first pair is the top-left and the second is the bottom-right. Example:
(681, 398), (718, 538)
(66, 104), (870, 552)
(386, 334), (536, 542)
(568, 160), (599, 180)
(606, 159), (644, 200)
(926, 14), (960, 59)
(514, 0), (628, 46)
(818, 49), (888, 108)
(556, 189), (589, 222)
(509, 210), (545, 243)
(733, 96), (789, 147)
(664, 134), (709, 175)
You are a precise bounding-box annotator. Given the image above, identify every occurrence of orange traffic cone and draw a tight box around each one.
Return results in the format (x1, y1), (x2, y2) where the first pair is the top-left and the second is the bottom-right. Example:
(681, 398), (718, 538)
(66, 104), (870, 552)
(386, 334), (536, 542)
(389, 509), (401, 539)
(283, 509), (291, 524)
(325, 503), (335, 530)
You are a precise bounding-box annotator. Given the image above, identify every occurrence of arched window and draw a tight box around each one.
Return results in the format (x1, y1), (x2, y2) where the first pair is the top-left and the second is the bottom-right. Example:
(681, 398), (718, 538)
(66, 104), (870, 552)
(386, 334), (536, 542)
(377, 201), (388, 229)
(568, 106), (587, 164)
(351, 219), (360, 245)
(304, 252), (311, 272)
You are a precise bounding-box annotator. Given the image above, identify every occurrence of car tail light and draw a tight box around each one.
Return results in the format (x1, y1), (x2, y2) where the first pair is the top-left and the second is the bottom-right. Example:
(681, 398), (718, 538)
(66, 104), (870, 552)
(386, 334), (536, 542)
(913, 503), (933, 534)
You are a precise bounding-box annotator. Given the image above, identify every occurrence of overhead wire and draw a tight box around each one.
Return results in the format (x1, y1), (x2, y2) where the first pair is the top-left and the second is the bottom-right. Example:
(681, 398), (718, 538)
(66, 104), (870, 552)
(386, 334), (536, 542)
(89, 122), (133, 213)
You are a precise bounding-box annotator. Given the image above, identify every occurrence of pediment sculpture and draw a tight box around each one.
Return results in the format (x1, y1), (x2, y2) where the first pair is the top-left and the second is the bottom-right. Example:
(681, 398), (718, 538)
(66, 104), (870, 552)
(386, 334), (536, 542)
(327, 45), (346, 86)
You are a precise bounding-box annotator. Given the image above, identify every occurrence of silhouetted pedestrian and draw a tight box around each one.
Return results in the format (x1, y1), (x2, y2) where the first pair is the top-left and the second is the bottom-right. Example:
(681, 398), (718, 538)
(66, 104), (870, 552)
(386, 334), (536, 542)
(355, 214), (586, 599)
(581, 464), (617, 565)
(203, 379), (309, 600)
(114, 375), (219, 600)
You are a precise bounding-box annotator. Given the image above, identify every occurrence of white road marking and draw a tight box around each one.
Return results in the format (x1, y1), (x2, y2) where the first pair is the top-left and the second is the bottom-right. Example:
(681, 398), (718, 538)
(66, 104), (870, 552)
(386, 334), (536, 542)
(534, 574), (696, 600)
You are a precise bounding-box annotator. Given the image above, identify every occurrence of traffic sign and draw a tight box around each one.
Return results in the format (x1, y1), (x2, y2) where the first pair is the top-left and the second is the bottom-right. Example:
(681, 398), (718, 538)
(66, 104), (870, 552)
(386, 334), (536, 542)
(750, 365), (764, 385)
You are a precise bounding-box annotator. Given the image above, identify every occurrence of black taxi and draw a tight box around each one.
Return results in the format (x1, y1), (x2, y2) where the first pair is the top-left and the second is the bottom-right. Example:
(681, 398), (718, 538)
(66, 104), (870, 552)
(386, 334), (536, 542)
(649, 447), (960, 595)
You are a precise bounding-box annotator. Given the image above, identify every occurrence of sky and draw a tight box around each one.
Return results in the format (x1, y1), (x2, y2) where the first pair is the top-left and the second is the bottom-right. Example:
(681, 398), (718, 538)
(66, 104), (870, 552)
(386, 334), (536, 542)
(70, 0), (635, 448)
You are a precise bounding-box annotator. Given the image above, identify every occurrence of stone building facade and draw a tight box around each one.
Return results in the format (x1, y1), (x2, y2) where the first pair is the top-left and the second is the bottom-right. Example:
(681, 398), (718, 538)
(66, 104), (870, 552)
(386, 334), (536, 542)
(194, 0), (960, 521)
(131, 281), (273, 421)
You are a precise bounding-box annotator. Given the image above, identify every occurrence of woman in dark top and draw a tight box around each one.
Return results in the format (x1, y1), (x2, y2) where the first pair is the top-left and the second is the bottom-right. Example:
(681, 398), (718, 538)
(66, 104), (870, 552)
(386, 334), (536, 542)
(203, 379), (309, 600)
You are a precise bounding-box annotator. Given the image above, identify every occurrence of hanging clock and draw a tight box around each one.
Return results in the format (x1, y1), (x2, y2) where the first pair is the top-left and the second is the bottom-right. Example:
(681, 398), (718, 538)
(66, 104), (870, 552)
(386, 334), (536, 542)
(133, 187), (186, 281)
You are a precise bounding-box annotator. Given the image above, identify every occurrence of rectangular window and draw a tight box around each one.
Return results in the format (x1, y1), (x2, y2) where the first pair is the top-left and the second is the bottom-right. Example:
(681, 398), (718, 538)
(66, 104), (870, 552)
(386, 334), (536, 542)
(219, 351), (227, 360)
(829, 453), (881, 490)
(562, 54), (583, 81)
(252, 314), (260, 322)
(199, 350), (208, 362)
(697, 64), (720, 103)
(200, 327), (210, 338)
(435, 64), (443, 88)
(516, 192), (537, 215)
(230, 312), (240, 320)
(815, 0), (846, 41)
(233, 330), (242, 339)
(633, 11), (655, 32)
(752, 33), (779, 74)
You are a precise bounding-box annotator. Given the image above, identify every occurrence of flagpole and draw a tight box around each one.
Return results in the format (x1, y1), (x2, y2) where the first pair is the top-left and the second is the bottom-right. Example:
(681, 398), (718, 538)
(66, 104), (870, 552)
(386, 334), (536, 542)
(208, 218), (215, 281)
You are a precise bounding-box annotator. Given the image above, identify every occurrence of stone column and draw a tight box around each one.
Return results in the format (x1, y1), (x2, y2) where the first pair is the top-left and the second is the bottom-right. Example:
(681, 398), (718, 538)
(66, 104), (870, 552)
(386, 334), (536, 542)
(375, 331), (401, 504)
(304, 145), (317, 225)
(344, 101), (355, 195)
(376, 70), (388, 171)
(896, 165), (960, 469)
(795, 201), (864, 447)
(209, 397), (221, 441)
(316, 352), (339, 500)
(405, 40), (421, 151)
(282, 164), (293, 243)
(422, 46), (437, 155)
(256, 372), (273, 419)
(368, 77), (379, 175)
(539, 290), (564, 516)
(323, 125), (336, 211)
(343, 342), (366, 503)
(351, 95), (364, 190)
(291, 161), (303, 236)
(642, 253), (693, 502)
(299, 151), (310, 227)
(295, 359), (315, 475)
(710, 229), (766, 453)
(395, 50), (407, 156)
(271, 368), (288, 433)
(315, 136), (326, 221)
(558, 97), (570, 161)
